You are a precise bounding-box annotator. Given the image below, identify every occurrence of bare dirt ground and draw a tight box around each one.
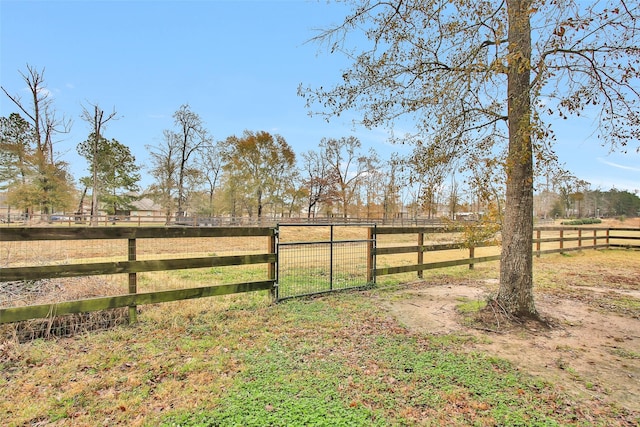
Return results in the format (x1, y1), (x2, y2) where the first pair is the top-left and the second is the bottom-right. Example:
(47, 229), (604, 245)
(383, 279), (640, 414)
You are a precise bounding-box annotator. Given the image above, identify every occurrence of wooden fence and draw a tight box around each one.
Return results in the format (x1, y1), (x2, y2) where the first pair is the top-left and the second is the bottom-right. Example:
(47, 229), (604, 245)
(1, 225), (638, 325)
(0, 227), (277, 324)
(374, 226), (640, 278)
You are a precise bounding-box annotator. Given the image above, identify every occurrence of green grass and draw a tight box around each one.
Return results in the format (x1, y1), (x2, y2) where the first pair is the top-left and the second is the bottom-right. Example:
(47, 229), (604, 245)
(2, 249), (639, 426)
(607, 347), (640, 360)
(456, 297), (488, 314)
(2, 291), (630, 426)
(154, 295), (628, 427)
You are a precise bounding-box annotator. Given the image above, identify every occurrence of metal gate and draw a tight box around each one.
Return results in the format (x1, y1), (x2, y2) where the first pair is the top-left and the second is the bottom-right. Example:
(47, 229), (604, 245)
(275, 224), (375, 301)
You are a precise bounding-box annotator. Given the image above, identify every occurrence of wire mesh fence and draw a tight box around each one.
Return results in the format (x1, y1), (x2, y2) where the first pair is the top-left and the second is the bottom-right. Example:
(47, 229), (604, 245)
(276, 239), (372, 300)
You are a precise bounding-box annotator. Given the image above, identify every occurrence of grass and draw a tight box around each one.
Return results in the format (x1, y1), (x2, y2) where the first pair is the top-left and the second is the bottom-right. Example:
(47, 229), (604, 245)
(533, 250), (640, 317)
(1, 225), (639, 425)
(607, 347), (640, 360)
(2, 250), (639, 426)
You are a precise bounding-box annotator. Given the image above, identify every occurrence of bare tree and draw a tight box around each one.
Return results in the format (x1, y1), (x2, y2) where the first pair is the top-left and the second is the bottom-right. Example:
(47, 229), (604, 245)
(300, 0), (640, 318)
(403, 140), (456, 219)
(79, 103), (118, 225)
(301, 149), (338, 218)
(169, 104), (210, 217)
(320, 136), (377, 219)
(195, 141), (224, 217)
(1, 65), (74, 216)
(147, 130), (180, 224)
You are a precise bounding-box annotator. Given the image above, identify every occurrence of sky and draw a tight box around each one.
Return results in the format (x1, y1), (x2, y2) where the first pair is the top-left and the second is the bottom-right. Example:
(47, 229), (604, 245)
(1, 0), (638, 195)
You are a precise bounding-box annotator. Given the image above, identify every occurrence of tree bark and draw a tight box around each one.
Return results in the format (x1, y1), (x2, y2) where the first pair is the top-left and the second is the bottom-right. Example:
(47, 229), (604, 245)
(497, 0), (537, 317)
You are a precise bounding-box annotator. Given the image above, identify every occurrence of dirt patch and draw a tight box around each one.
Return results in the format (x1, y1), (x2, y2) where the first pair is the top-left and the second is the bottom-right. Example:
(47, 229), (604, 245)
(383, 280), (640, 413)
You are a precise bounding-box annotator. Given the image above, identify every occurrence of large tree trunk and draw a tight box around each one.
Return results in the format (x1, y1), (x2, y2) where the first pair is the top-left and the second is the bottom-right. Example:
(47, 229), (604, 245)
(497, 0), (537, 318)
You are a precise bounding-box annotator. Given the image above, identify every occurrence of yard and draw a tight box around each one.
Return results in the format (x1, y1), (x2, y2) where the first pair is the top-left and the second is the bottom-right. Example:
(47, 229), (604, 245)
(1, 248), (638, 426)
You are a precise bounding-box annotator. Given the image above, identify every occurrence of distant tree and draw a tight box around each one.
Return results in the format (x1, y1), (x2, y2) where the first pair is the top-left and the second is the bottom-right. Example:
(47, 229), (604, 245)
(403, 140), (456, 219)
(319, 136), (377, 218)
(79, 103), (118, 225)
(604, 189), (640, 217)
(281, 173), (307, 218)
(147, 130), (180, 224)
(361, 151), (385, 219)
(550, 168), (589, 217)
(271, 165), (303, 219)
(584, 188), (605, 217)
(167, 104), (211, 217)
(381, 154), (402, 222)
(569, 179), (590, 218)
(195, 141), (224, 217)
(465, 155), (505, 221)
(222, 130), (296, 220)
(219, 172), (244, 220)
(78, 135), (140, 216)
(0, 113), (32, 188)
(1, 65), (74, 216)
(301, 149), (338, 218)
(300, 1), (640, 317)
(549, 199), (564, 219)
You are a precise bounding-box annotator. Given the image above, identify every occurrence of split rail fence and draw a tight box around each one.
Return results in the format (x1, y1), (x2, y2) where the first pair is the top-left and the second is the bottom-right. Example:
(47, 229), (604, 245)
(1, 225), (638, 326)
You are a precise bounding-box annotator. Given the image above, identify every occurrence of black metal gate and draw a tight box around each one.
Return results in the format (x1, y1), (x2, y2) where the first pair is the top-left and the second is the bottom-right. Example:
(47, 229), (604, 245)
(275, 224), (375, 301)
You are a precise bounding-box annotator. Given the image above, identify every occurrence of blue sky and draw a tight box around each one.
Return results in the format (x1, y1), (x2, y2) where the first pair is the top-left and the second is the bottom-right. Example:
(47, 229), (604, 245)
(1, 0), (638, 194)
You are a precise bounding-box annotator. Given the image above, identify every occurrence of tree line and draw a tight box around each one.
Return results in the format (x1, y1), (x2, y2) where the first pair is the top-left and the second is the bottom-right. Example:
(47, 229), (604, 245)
(1, 68), (638, 224)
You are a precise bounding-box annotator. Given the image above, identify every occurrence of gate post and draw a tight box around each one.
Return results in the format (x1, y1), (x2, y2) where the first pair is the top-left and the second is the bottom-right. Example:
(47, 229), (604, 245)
(329, 225), (334, 290)
(269, 227), (277, 301)
(367, 226), (375, 284)
(128, 237), (138, 324)
(417, 232), (424, 278)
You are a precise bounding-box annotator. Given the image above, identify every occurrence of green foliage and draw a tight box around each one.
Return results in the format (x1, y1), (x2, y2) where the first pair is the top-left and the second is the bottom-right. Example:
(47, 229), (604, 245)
(1, 113), (75, 214)
(77, 134), (141, 214)
(155, 296), (609, 427)
(560, 218), (602, 225)
(456, 297), (487, 314)
(221, 130), (297, 219)
(0, 113), (33, 188)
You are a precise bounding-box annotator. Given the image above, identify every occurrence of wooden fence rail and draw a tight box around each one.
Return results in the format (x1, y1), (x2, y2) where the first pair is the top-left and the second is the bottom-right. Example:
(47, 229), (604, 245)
(1, 225), (638, 325)
(372, 226), (639, 277)
(1, 227), (277, 324)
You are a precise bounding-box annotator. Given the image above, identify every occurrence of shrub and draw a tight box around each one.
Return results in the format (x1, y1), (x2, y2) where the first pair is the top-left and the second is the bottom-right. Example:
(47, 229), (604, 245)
(560, 218), (602, 225)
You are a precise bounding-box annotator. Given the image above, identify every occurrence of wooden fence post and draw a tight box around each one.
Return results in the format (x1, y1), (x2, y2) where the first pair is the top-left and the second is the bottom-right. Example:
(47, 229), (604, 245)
(417, 232), (424, 278)
(559, 229), (564, 254)
(536, 229), (541, 257)
(469, 246), (475, 270)
(593, 229), (597, 248)
(606, 228), (610, 248)
(578, 229), (582, 248)
(128, 238), (138, 324)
